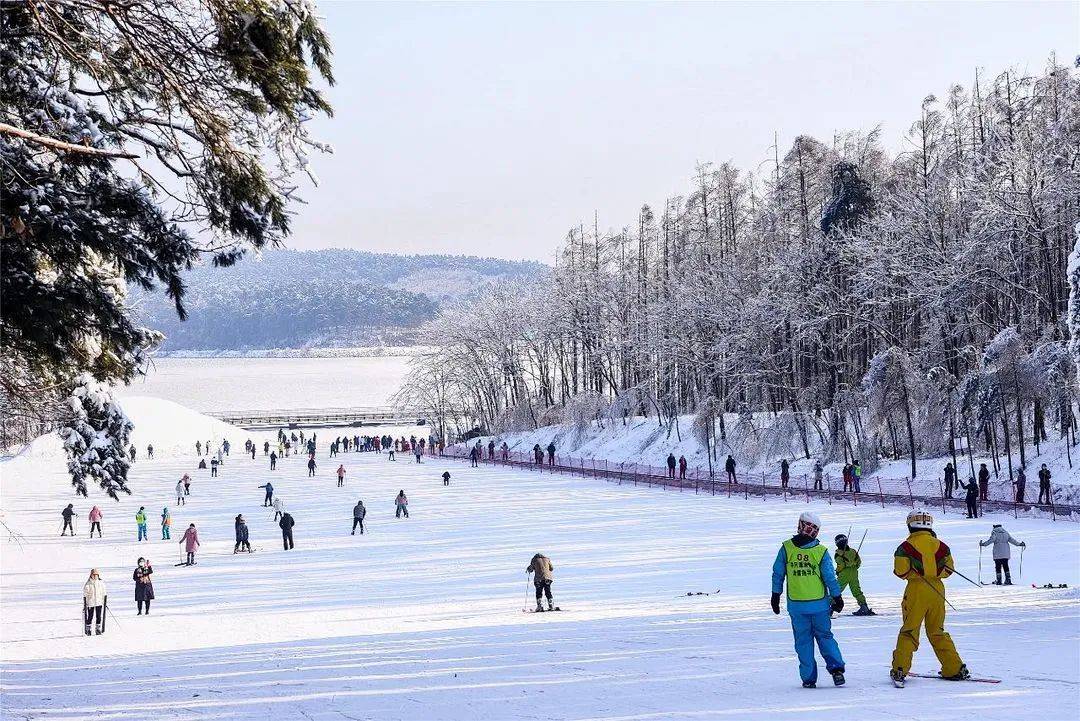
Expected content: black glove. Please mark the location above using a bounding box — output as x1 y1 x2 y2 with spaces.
831 596 844 614
770 592 781 615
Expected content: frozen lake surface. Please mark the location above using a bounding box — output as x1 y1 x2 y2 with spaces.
117 356 413 412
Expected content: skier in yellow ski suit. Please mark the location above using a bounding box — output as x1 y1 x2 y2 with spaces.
890 509 969 686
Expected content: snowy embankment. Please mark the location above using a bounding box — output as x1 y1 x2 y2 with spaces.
476 414 1080 506
1 398 1078 720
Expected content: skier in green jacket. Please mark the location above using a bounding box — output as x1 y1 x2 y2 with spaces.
834 533 875 616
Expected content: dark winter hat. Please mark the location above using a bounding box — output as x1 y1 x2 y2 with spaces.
835 534 848 544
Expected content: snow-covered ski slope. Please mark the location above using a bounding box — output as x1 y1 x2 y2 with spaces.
1 401 1078 720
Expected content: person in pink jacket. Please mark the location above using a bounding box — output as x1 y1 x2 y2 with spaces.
179 523 200 566
88 506 103 538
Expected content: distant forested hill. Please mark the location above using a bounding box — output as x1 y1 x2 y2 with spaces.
133 250 546 351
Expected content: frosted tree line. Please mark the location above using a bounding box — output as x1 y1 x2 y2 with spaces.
398 58 1080 480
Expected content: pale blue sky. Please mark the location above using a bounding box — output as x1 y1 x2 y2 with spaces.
292 1 1077 261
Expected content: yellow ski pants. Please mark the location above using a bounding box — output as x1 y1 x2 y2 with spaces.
891 580 963 677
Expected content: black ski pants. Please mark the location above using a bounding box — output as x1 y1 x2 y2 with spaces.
137 599 151 614
282 530 294 550
993 559 1011 578
352 518 364 534
85 604 103 628
535 580 553 603
966 497 979 518
1038 483 1051 504
62 518 74 534
90 521 102 537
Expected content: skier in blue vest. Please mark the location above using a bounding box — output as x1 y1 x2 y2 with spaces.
771 511 847 688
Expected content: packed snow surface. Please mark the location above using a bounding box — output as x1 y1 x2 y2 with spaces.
1 399 1078 720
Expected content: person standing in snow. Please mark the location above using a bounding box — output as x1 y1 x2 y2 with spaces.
533 444 542 464
395 490 409 518
833 534 874 616
61 504 76 536
771 512 846 688
1013 465 1027 503
179 523 200 565
160 507 171 539
526 553 555 612
83 569 107 636
943 462 956 499
547 442 556 466
272 497 284 522
842 464 853 492
129 445 136 462
781 459 790 489
979 524 1025 585
414 445 422 464
279 512 295 550
852 460 862 493
307 457 317 477
1037 464 1052 505
259 482 274 506
196 440 202 456
469 445 479 467
500 442 509 461
352 501 366 535
184 475 192 496
175 479 186 506
725 455 736 484
250 443 256 460
337 464 346 487
133 558 154 615
977 463 990 501
960 476 979 518
147 444 154 459
442 470 451 486
263 441 270 456
135 506 148 542
890 509 969 687
666 453 677 479
813 460 823 491
270 450 278 470
210 457 219 478
234 514 252 553
88 506 103 538
488 439 496 460
678 455 687 480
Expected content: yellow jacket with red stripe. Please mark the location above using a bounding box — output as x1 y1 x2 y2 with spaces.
894 530 953 590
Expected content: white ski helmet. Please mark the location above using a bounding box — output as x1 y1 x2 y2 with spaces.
907 508 934 530
797 511 822 538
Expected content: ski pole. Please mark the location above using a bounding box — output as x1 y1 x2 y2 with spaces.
105 600 122 630
1018 545 1024 582
525 571 532 612
978 545 983 585
855 529 868 554
943 564 983 589
916 573 959 612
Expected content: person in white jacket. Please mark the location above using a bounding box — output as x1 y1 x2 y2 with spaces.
83 569 107 636
979 524 1025 585
175 479 186 506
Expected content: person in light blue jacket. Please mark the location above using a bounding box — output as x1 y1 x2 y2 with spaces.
771 511 847 688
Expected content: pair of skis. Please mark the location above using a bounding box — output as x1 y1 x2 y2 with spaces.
903 671 1000 684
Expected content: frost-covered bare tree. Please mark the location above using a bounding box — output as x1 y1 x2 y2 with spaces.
406 58 1078 479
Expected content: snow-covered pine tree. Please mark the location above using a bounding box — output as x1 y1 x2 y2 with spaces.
1070 223 1080 384
0 0 334 464
58 375 133 500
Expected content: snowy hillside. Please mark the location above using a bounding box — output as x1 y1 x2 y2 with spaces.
132 249 547 352
472 414 1080 507
0 398 1078 720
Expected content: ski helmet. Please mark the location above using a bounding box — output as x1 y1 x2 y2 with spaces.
907 508 933 530
797 511 822 538
834 533 848 545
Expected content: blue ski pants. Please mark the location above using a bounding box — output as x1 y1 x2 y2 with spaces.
789 609 844 684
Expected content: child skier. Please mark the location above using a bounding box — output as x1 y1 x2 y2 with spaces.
442 471 451 486
161 508 171 539
337 464 346 487
395 490 409 518
234 514 252 553
88 506 103 538
890 509 969 687
979 524 1025 585
770 511 846 688
833 534 875 616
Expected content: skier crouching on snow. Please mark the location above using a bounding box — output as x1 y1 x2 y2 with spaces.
834 534 874 616
83 569 107 636
527 553 555 611
890 509 969 687
770 511 846 688
979 524 1025 585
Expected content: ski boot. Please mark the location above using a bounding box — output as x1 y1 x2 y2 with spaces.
941 664 970 681
890 669 905 688
548 600 555 612
992 575 1002 585
851 603 876 616
95 623 104 636
831 670 845 686
1004 575 1013 586
535 602 544 613
84 623 92 637
801 680 816 689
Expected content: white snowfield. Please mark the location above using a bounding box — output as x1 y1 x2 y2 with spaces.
1 400 1078 720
